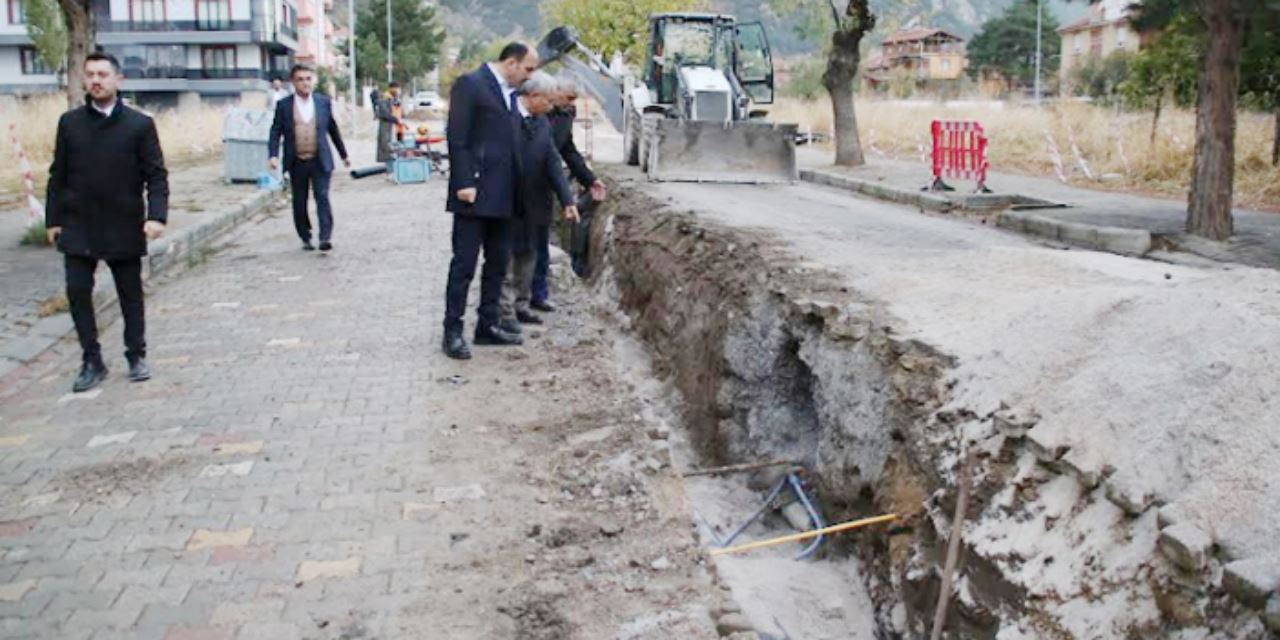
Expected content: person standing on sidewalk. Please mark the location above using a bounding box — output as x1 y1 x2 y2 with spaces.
268 64 350 252
441 42 539 360
498 72 579 333
45 52 169 393
375 82 405 164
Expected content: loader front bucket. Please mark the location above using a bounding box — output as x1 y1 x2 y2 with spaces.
645 120 798 184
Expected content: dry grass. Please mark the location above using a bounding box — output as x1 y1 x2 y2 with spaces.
0 94 226 199
771 97 1280 212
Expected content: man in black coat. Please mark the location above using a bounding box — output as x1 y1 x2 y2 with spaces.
45 52 169 392
542 79 606 299
441 42 539 360
268 64 350 251
498 72 579 332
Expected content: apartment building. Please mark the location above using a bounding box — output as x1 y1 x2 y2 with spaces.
1058 0 1143 86
0 0 305 107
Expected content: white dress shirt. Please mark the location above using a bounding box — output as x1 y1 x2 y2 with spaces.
295 93 315 123
91 99 117 117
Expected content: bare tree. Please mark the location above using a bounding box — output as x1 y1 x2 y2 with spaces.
822 0 876 167
56 0 92 107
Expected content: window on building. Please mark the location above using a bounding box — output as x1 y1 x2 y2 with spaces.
108 44 185 78
20 47 51 75
201 45 236 78
942 58 951 72
130 0 164 24
8 0 24 24
1116 28 1127 49
197 0 231 30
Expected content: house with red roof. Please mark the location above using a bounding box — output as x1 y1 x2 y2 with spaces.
864 27 968 91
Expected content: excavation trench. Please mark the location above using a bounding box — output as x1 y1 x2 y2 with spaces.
575 179 1002 638
573 174 1271 639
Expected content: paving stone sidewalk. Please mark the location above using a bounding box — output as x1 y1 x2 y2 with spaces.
0 161 258 376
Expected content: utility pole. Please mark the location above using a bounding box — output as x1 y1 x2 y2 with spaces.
1034 0 1043 106
385 0 392 84
347 0 355 105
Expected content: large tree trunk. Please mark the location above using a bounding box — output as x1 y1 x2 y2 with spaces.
1186 0 1246 241
1272 108 1279 167
1150 91 1163 145
59 0 92 108
823 0 875 167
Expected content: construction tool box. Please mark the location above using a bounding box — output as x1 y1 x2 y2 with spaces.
391 157 429 184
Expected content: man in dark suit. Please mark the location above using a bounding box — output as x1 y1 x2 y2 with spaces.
442 42 539 360
545 78 607 292
45 52 169 392
498 72 579 332
268 64 350 252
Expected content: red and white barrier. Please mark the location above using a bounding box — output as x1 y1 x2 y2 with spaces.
1043 131 1068 184
929 120 989 192
8 123 44 228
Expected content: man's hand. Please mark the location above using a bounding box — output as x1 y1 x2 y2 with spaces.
342 157 351 169
589 180 607 202
564 205 580 224
457 188 477 204
144 221 165 241
268 157 279 171
46 226 61 245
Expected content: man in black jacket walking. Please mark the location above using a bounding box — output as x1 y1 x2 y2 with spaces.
45 52 169 392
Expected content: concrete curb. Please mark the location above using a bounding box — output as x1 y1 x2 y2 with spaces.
997 210 1152 256
799 169 956 213
800 168 1152 257
0 189 278 378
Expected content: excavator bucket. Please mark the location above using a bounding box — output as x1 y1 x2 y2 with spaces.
645 119 798 184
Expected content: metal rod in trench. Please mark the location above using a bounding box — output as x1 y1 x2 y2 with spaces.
711 514 899 557
930 449 975 640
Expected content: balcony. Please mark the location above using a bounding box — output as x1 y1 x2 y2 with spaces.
98 20 253 32
195 68 263 80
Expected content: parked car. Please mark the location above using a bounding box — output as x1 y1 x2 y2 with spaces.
412 90 444 110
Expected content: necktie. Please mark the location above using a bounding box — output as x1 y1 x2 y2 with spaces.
508 91 519 113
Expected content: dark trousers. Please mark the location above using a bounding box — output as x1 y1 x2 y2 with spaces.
288 159 333 242
65 255 145 363
532 224 550 305
444 215 512 333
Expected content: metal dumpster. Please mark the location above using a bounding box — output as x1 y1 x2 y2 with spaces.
222 108 278 183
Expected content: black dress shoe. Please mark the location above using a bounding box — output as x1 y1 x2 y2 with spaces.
72 359 108 393
474 325 523 346
128 357 151 383
498 318 523 335
302 241 316 251
319 241 333 252
530 300 556 313
443 332 472 360
516 310 543 325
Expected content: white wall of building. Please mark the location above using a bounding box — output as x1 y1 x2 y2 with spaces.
109 0 128 21
236 44 260 68
0 46 58 86
231 0 251 21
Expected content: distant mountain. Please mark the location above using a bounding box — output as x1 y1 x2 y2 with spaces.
433 0 1087 55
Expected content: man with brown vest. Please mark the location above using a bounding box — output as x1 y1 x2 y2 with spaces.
268 64 349 251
